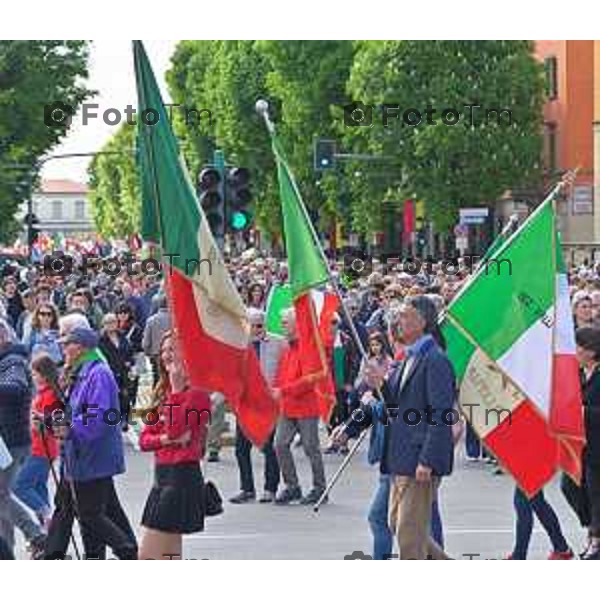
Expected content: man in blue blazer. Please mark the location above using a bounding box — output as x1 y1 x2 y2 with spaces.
355 295 456 559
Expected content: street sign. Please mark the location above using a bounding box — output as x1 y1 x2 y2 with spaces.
572 185 593 215
460 207 489 219
460 215 487 225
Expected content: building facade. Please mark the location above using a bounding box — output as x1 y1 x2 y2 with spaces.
535 41 597 246
21 179 94 235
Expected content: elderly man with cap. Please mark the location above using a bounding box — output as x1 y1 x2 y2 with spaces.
230 308 283 504
356 295 456 559
44 325 137 560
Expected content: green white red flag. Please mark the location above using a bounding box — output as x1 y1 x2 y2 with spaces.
442 197 585 496
269 131 336 422
266 283 340 347
133 40 278 447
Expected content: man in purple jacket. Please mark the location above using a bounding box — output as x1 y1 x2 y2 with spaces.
44 326 137 560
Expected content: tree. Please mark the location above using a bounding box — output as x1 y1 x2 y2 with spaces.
167 41 355 241
257 41 354 233
168 41 282 237
87 123 139 238
0 41 90 243
343 41 545 232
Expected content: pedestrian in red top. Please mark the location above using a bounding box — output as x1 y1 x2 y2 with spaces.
273 309 327 506
138 330 211 560
12 353 60 530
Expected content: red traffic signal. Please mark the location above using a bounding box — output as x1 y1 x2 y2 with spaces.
197 166 224 236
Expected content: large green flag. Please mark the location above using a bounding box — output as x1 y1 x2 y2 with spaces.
271 134 328 299
133 40 278 447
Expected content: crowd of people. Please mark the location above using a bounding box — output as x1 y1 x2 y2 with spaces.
0 245 599 559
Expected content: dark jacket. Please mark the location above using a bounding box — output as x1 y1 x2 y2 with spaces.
347 337 456 477
99 333 132 397
582 366 600 464
6 295 24 330
122 322 143 357
0 343 33 449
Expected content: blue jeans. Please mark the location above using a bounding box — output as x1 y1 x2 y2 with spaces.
12 455 51 517
512 486 569 559
368 474 444 559
465 423 481 459
0 445 45 551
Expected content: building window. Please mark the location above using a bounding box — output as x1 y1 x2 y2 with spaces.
544 122 558 173
51 200 62 220
544 56 558 100
75 200 86 220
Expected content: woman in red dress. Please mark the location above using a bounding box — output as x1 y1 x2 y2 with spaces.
138 331 211 560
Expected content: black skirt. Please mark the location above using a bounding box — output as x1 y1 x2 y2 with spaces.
141 462 205 534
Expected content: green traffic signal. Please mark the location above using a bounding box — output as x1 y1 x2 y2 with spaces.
227 166 253 232
230 210 250 231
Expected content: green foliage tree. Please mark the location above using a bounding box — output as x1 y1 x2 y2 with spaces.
343 40 545 232
0 40 90 243
92 40 545 243
87 123 139 238
166 41 354 241
256 41 354 234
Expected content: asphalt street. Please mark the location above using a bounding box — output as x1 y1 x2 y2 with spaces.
16 431 585 560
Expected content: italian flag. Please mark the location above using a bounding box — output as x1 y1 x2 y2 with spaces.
133 41 278 447
266 284 340 347
442 196 585 497
270 132 336 422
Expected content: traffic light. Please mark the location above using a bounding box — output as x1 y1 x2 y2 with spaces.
227 167 252 232
314 139 336 171
198 166 224 238
24 212 39 246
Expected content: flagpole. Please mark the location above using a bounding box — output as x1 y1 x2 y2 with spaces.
257 100 384 508
256 100 371 362
439 171 577 323
133 41 182 374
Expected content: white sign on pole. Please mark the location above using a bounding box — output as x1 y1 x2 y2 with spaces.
456 236 469 251
459 207 489 220
572 186 593 215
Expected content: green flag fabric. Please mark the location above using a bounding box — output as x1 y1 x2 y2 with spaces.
271 134 328 299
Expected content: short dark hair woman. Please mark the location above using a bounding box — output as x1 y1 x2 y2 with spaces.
138 331 211 560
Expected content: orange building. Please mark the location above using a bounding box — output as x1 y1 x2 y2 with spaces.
534 41 598 247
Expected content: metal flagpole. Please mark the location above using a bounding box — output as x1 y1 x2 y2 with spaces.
40 424 82 560
313 428 369 513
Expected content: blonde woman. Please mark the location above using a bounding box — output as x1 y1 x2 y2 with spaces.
138 331 211 560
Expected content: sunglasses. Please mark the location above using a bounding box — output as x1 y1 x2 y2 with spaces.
39 311 53 317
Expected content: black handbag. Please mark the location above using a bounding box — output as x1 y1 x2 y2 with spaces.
204 480 224 517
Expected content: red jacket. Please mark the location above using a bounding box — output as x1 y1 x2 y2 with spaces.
31 384 59 459
139 388 211 465
274 340 321 419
